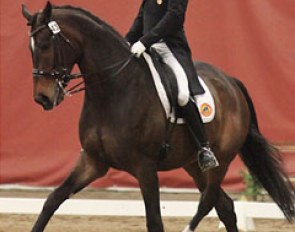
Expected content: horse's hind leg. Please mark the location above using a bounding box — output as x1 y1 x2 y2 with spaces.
183 162 226 232
31 149 109 232
215 189 238 232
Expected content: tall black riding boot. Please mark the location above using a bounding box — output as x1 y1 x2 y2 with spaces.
182 100 219 172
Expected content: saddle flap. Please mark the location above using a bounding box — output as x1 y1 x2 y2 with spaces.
143 52 215 124
150 48 179 116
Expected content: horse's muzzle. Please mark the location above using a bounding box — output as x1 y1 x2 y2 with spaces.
34 94 54 110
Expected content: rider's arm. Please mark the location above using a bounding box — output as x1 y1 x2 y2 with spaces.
140 0 188 48
125 1 145 44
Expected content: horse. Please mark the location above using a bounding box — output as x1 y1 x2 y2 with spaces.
22 2 295 232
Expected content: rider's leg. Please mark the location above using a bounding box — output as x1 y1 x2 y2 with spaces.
182 99 219 171
152 42 219 172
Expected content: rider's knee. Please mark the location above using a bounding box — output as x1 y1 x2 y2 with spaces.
178 91 189 106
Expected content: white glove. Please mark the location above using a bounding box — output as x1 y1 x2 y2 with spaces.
131 41 146 58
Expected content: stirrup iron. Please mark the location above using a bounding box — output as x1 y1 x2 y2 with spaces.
198 147 219 172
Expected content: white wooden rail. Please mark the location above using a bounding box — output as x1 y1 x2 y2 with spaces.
0 197 289 231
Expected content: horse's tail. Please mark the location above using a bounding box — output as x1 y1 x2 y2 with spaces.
233 77 295 221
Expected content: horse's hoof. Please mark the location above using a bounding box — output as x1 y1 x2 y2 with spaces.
182 225 194 232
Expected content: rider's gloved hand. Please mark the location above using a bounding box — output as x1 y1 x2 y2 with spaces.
131 41 146 58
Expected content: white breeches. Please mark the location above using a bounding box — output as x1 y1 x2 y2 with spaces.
151 42 190 106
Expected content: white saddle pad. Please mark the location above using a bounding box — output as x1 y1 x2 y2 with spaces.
143 53 215 124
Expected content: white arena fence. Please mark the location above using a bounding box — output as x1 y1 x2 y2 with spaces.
0 186 292 232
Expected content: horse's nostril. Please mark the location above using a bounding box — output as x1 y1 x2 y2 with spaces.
34 94 53 110
35 94 48 104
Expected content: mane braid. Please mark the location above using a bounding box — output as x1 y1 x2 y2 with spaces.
52 5 127 47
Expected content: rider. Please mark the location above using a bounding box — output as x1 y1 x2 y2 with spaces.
125 0 219 172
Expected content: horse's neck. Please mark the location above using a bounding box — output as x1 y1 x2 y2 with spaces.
76 33 151 109
78 30 129 74
57 9 159 119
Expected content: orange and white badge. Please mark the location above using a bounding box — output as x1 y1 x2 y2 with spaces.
200 103 213 118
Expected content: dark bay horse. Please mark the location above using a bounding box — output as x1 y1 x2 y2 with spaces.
22 2 295 232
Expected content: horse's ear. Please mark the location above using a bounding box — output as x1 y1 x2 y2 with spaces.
22 4 33 24
41 1 52 22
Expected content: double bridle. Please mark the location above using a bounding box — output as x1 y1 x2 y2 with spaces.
29 21 134 96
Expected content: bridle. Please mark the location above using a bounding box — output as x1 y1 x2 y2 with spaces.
29 21 134 96
30 21 83 96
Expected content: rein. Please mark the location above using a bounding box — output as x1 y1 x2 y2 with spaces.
30 21 134 96
62 54 134 95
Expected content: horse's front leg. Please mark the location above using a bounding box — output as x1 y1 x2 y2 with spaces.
136 160 164 232
31 149 109 232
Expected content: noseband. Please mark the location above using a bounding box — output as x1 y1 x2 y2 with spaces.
29 21 134 96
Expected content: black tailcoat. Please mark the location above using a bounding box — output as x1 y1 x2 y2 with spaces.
125 0 204 95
